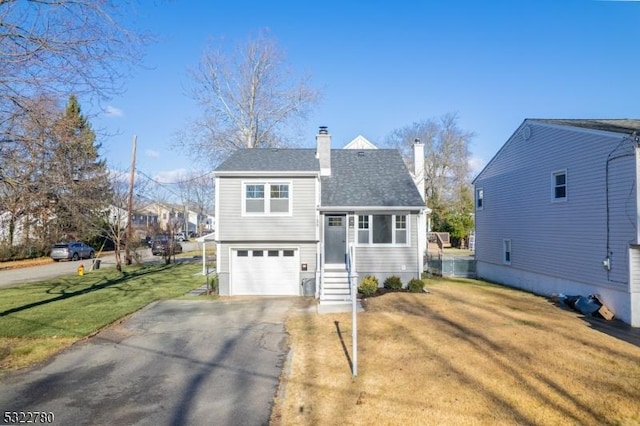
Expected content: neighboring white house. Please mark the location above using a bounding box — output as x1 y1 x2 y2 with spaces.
213 127 429 304
0 211 27 246
473 118 640 327
343 135 378 150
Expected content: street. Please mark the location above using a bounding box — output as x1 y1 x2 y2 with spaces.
0 242 200 288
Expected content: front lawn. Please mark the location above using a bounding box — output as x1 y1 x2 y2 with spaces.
274 277 640 425
0 263 202 371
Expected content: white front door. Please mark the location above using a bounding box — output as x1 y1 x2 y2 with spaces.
230 248 300 295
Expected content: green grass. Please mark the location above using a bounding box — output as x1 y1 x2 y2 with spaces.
0 262 203 370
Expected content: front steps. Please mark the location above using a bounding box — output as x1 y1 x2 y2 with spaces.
320 269 351 304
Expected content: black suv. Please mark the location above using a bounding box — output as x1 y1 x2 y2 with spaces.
151 237 182 256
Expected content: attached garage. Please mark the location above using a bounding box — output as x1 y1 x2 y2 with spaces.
230 248 300 295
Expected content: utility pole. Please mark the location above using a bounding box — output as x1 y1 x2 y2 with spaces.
125 135 137 265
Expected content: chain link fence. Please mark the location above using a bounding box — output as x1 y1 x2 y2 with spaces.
426 253 476 278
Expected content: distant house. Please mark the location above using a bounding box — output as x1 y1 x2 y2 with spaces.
473 119 640 327
213 127 429 303
343 135 378 150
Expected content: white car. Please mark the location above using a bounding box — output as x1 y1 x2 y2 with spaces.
174 232 187 242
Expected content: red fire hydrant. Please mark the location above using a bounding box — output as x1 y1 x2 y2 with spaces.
78 263 84 276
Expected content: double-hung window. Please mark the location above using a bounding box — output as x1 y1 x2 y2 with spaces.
358 215 370 244
395 215 407 244
245 184 265 213
270 184 289 213
552 170 567 201
244 182 291 215
357 214 409 245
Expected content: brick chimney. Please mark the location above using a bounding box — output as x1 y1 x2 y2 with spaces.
316 126 331 176
413 138 425 201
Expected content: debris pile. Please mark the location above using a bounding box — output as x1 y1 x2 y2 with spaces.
552 293 615 320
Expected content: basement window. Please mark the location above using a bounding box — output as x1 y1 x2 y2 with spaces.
503 239 512 265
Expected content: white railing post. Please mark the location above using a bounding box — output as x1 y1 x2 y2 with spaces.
349 243 358 377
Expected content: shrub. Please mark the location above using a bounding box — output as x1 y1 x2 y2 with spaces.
208 274 219 295
358 275 379 297
383 275 403 290
407 278 425 293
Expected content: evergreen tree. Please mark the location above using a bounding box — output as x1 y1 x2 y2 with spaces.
50 95 111 240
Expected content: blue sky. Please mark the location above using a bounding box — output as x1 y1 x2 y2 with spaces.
91 0 640 182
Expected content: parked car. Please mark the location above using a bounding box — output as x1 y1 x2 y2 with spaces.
174 232 187 242
151 238 183 256
50 242 95 262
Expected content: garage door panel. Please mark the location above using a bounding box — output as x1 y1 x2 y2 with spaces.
231 249 299 295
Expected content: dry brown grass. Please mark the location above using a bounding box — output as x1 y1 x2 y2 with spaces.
0 337 77 371
273 278 640 426
0 257 53 270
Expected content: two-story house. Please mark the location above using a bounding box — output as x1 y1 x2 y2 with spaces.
474 119 640 327
213 127 428 303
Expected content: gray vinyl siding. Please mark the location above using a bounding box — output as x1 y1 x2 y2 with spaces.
351 214 420 281
474 122 637 290
217 176 317 241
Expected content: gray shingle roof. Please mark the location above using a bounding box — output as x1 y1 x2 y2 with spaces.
215 148 425 208
215 148 319 172
533 119 640 135
321 150 425 208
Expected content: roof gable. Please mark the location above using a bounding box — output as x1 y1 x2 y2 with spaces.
343 135 378 150
473 118 640 184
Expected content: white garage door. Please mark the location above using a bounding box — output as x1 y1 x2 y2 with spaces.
231 248 300 295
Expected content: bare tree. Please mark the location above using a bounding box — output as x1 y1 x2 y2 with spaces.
0 0 149 189
104 169 151 271
386 113 474 206
386 113 475 236
105 170 129 272
178 30 320 165
0 0 147 116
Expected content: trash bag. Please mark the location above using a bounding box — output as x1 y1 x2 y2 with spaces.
559 294 580 309
574 295 601 315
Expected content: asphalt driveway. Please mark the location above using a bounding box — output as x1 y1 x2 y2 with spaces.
0 297 310 426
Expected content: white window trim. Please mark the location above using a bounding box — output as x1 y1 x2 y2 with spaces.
476 187 484 211
242 180 293 216
356 214 410 247
551 169 567 203
503 239 512 265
